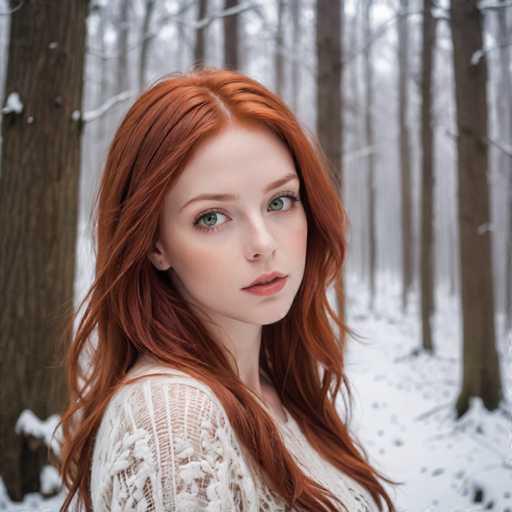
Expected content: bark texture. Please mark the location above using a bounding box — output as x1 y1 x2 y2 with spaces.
450 0 503 416
398 0 413 313
223 0 239 70
0 0 88 500
420 0 436 352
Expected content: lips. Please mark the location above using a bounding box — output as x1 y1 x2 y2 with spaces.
243 271 286 289
249 276 281 287
242 275 288 295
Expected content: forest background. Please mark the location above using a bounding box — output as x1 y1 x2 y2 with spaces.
0 0 511 510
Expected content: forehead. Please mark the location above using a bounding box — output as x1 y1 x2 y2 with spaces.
168 122 297 204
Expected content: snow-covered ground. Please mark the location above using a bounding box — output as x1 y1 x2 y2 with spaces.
342 272 512 512
1 244 511 510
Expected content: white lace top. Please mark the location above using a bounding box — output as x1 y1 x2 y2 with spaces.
90 357 377 511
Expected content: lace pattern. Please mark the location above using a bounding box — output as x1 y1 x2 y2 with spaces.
90 364 378 511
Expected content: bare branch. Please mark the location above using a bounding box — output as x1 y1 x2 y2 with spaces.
193 0 258 30
343 8 424 66
82 90 136 123
0 0 24 15
471 41 512 65
87 0 260 60
484 135 512 159
479 0 512 10
415 403 452 422
441 126 512 160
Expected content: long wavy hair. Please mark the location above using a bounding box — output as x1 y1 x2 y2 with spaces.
55 67 400 511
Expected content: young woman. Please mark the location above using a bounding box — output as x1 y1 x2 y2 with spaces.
56 68 399 511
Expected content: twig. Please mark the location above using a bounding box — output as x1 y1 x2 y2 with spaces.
415 402 452 421
471 41 512 65
442 127 512 160
479 0 512 10
87 0 259 59
344 9 424 66
0 0 24 15
82 90 136 123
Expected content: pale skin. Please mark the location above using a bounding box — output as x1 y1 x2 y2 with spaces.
147 120 308 423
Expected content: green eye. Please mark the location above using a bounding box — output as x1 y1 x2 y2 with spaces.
193 192 300 234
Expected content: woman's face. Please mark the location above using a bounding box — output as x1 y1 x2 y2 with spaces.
149 121 308 328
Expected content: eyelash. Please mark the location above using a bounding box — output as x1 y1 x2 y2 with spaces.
193 190 301 233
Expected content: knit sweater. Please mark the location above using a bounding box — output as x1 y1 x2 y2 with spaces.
89 356 377 511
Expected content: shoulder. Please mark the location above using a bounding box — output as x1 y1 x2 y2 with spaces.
100 362 235 458
116 365 227 424
91 364 251 511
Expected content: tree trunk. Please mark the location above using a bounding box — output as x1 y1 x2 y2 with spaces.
316 0 344 319
290 0 301 113
274 0 285 97
449 220 456 296
398 0 413 313
176 0 188 71
362 0 376 311
139 0 157 91
0 0 88 501
495 1 512 333
348 3 365 282
194 0 208 69
116 0 130 94
420 0 436 352
450 0 503 416
223 0 240 70
316 0 343 196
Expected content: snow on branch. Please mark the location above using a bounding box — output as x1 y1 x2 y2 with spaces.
82 89 136 123
479 0 512 10
192 0 258 30
0 0 24 16
471 41 512 65
87 0 259 59
344 9 424 66
15 409 62 456
2 91 23 115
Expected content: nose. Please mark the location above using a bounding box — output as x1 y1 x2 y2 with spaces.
243 215 278 261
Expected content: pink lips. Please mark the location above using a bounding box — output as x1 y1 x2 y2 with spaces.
242 276 288 296
243 271 286 289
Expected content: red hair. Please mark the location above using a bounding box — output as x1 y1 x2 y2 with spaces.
55 67 400 511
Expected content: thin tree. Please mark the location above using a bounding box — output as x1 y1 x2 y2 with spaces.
398 0 413 313
139 0 157 91
289 0 301 113
194 0 208 69
274 0 285 96
0 0 88 500
224 0 240 70
177 0 189 71
450 0 503 416
362 0 377 311
419 0 436 353
116 0 130 94
347 2 366 282
494 1 512 333
316 0 343 196
316 0 345 319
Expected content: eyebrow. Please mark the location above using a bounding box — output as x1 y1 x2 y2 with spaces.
179 173 299 212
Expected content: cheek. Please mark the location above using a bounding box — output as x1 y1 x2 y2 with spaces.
166 229 230 281
289 215 308 254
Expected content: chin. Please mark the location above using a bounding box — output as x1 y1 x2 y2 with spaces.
253 303 293 325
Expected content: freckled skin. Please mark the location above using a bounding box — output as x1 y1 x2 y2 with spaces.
147 120 308 399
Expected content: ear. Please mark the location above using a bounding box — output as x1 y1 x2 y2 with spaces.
147 239 172 271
